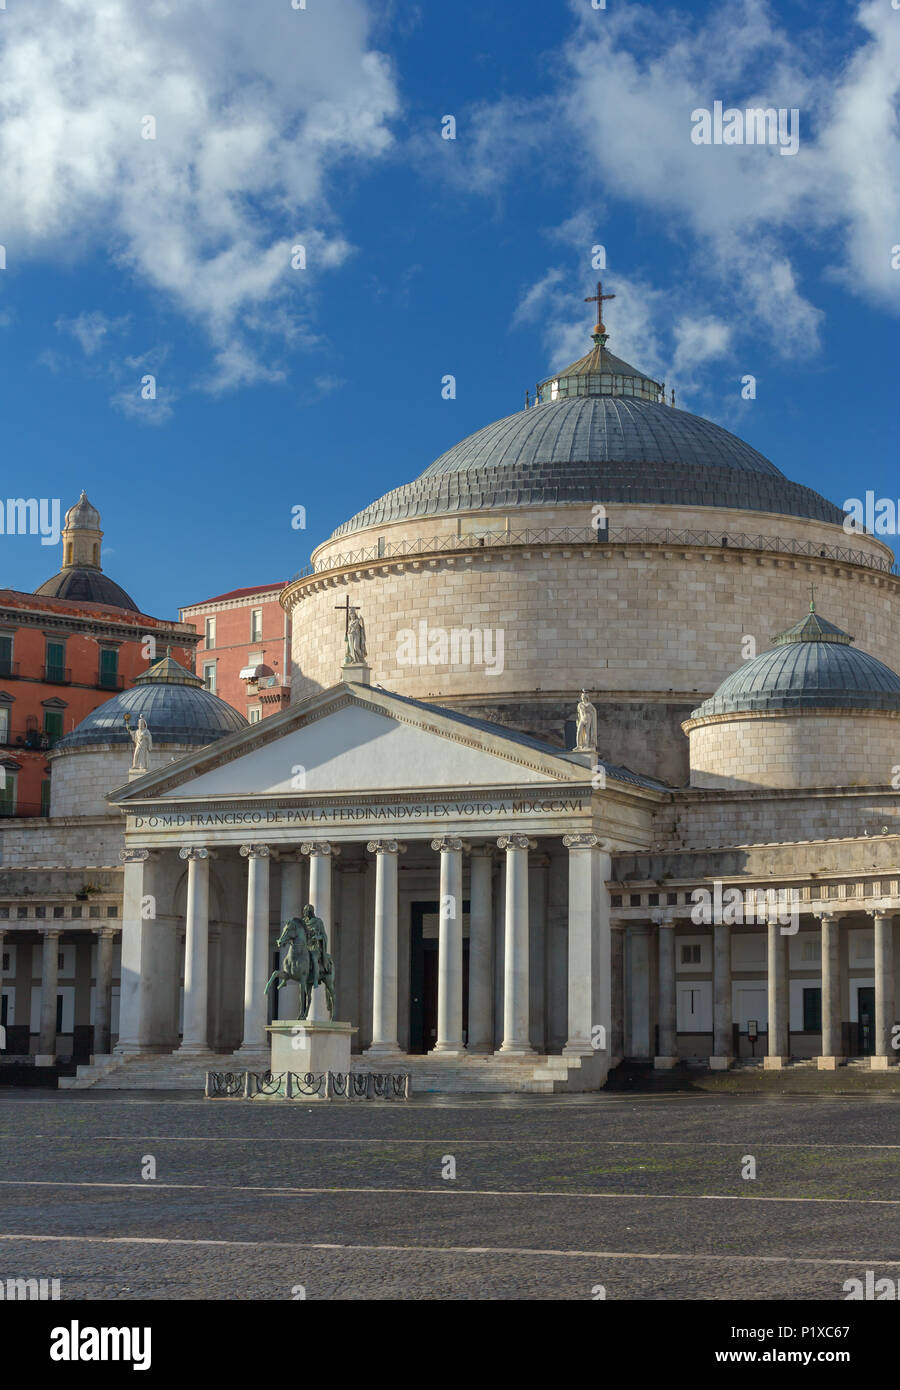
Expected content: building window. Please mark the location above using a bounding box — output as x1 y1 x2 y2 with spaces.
203 662 217 694
43 709 64 743
99 648 119 689
45 641 66 683
0 707 9 745
680 944 701 965
0 635 12 678
0 772 16 817
250 608 262 643
205 617 216 648
802 987 822 1032
248 707 262 724
801 941 821 962
40 780 51 816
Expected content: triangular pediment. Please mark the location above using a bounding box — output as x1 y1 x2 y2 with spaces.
109 683 590 805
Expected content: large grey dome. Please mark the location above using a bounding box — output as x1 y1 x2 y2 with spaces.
692 609 900 717
54 653 247 750
332 395 844 538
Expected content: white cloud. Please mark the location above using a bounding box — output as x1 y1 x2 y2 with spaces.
0 0 399 388
56 311 131 357
480 0 900 362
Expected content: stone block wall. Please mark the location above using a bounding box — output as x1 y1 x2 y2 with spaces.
687 711 900 791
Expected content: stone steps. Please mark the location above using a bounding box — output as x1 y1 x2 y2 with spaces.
65 1048 606 1094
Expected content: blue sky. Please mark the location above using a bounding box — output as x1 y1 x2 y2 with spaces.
1 0 898 616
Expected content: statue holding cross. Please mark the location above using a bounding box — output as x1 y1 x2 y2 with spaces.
335 595 367 666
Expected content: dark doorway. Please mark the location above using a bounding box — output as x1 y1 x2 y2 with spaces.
409 901 469 1054
857 986 876 1056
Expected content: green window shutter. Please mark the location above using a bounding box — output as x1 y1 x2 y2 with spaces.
43 710 64 740
0 636 12 675
99 649 118 687
40 780 51 816
802 987 822 1032
46 642 65 680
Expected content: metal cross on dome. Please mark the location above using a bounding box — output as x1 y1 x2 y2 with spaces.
585 280 616 335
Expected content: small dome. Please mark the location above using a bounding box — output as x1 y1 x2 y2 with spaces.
34 568 139 610
54 653 247 751
691 608 900 717
65 490 101 530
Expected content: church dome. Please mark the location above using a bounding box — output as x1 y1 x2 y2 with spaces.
35 490 140 611
34 568 139 610
690 608 900 717
54 653 247 751
330 331 843 538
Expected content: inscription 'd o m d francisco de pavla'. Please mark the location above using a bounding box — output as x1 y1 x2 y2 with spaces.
128 797 589 830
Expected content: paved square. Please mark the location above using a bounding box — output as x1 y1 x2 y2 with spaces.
0 1091 898 1300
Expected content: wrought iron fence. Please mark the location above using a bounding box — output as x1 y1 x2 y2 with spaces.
287 524 897 583
205 1069 411 1100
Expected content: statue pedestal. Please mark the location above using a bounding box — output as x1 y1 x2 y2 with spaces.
340 662 370 685
267 1020 356 1080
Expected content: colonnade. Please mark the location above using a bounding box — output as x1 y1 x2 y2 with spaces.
648 907 897 1070
116 832 612 1064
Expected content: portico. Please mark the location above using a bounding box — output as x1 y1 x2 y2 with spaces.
105 681 637 1088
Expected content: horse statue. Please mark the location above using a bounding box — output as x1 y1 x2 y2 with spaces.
265 904 335 1021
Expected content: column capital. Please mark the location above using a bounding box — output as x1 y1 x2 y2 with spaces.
39 927 63 940
652 910 676 928
95 925 118 940
179 846 210 861
120 848 150 863
300 841 341 858
240 843 271 859
496 834 536 851
814 909 843 924
866 904 898 920
563 832 599 850
431 836 468 853
366 839 405 855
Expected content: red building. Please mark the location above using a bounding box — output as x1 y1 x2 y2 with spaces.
179 583 291 722
0 492 198 816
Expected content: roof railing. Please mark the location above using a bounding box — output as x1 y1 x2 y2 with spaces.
287 525 898 583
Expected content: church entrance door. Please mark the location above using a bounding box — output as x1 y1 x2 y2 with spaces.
409 901 469 1053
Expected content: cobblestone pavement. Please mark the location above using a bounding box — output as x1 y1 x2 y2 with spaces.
0 1091 897 1300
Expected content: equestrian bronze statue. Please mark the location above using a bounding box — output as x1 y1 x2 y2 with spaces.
265 903 335 1020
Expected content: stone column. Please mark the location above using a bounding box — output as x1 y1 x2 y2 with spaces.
431 837 466 1055
116 849 174 1056
277 855 305 1020
301 842 340 1023
627 924 654 1058
178 847 210 1054
654 913 677 1069
496 834 535 1055
871 909 896 1069
236 844 271 1057
610 920 625 1063
366 840 403 1056
817 911 844 1069
467 846 494 1054
764 918 789 1068
710 921 733 1069
35 928 63 1065
562 834 611 1067
93 926 117 1058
